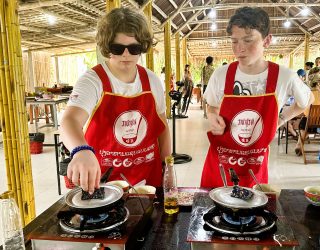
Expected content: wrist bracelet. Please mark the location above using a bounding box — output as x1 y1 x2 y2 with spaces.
70 145 95 159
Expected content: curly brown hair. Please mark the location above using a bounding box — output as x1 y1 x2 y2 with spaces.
96 7 153 58
226 7 270 38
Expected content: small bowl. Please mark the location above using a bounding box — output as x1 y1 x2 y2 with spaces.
304 186 320 206
253 184 281 198
129 185 156 194
106 180 129 192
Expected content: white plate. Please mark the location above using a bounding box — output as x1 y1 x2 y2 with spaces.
65 184 123 209
209 187 268 209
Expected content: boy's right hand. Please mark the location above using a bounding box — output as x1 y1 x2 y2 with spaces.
67 150 101 194
208 112 226 135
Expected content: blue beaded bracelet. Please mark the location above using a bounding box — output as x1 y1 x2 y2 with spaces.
70 145 95 159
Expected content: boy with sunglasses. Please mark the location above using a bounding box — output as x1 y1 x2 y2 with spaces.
60 8 171 194
201 7 314 188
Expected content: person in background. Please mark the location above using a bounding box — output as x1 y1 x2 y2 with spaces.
279 69 307 141
183 64 192 82
60 7 171 193
160 66 166 91
297 69 306 83
201 56 215 119
181 64 193 113
201 7 314 188
315 57 320 67
308 61 320 89
294 72 320 156
308 57 320 88
305 61 314 86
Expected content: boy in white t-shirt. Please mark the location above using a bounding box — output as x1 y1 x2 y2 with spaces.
201 7 314 188
60 8 171 193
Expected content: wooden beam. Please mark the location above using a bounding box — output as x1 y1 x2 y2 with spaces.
173 0 211 37
181 3 320 12
159 0 192 28
38 8 87 26
18 0 74 11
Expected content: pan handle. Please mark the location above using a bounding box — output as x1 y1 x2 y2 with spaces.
218 164 228 187
229 168 239 186
100 167 114 183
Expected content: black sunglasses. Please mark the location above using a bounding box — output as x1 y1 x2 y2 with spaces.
109 43 143 55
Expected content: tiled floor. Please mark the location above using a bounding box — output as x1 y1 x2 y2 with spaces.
0 100 319 216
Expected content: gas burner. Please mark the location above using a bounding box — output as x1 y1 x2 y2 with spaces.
221 213 255 226
203 206 277 236
59 206 129 233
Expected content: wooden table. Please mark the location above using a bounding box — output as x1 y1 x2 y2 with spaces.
26 97 69 132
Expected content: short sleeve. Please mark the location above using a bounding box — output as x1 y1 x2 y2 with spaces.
67 69 102 115
146 69 166 114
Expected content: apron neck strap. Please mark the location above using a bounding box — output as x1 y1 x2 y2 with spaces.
92 64 151 92
92 64 112 92
224 61 279 95
137 64 151 91
265 61 279 93
224 61 239 95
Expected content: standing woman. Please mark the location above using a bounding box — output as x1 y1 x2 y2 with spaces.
201 7 313 188
60 8 171 194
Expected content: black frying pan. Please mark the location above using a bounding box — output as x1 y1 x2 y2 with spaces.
62 167 124 214
209 166 268 217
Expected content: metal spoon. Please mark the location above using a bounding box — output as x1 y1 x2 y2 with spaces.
219 164 228 187
120 173 146 213
248 169 263 191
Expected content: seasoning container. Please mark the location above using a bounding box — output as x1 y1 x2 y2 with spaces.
163 155 179 215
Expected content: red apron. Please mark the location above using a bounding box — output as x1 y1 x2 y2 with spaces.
84 64 165 187
201 61 279 188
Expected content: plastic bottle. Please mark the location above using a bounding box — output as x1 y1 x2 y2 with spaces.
163 155 179 215
0 191 25 250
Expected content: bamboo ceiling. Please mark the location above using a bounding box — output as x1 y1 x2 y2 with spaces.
18 0 320 58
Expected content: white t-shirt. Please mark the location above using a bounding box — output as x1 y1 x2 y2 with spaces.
67 62 166 115
160 72 166 91
204 63 311 111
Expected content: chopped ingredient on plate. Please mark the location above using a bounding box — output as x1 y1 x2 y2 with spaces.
177 192 195 205
81 187 105 200
231 186 254 201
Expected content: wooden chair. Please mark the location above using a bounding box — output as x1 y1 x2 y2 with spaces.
299 104 320 164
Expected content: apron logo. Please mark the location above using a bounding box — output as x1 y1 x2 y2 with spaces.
230 110 263 147
114 110 147 148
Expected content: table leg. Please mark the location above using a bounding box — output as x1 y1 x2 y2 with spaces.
52 104 58 130
286 121 289 154
54 134 61 195
33 104 39 133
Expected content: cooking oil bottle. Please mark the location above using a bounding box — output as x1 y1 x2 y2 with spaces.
163 155 179 215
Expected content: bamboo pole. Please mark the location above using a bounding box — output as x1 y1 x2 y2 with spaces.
106 0 121 13
0 0 35 225
144 1 154 71
304 33 309 65
289 53 293 69
11 0 35 221
164 21 172 119
181 38 187 69
175 34 181 82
